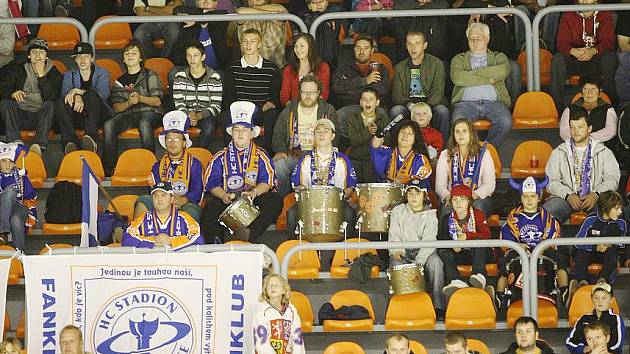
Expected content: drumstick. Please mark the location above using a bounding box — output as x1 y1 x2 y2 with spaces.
375 114 404 138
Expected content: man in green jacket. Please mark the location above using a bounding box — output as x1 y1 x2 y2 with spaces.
450 22 512 147
391 30 450 143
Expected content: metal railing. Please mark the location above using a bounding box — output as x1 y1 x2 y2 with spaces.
309 8 534 91
532 3 630 90
281 239 532 316
0 17 88 42
529 236 630 319
89 14 308 49
45 243 280 271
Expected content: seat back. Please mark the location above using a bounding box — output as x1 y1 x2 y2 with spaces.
107 195 139 221
38 243 74 255
568 285 620 326
518 48 553 86
511 140 553 178
329 290 375 321
289 291 314 333
95 59 123 87
484 142 501 178
16 151 47 188
410 341 428 354
55 150 105 184
52 59 68 74
324 342 366 354
276 240 320 279
385 292 436 330
111 148 157 186
331 238 378 268
38 23 80 49
512 92 558 128
467 339 491 354
144 57 174 91
445 288 496 329
276 192 297 231
94 16 133 49
187 147 213 171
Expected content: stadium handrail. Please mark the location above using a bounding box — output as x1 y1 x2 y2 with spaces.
308 8 534 92
0 17 88 42
529 236 630 319
281 239 532 316
89 14 309 50
44 243 280 272
532 3 630 90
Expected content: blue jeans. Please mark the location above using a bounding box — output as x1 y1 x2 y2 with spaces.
103 110 163 170
390 251 445 310
451 100 512 147
542 196 577 224
133 22 180 58
0 187 29 250
195 115 216 150
389 104 451 143
274 154 300 197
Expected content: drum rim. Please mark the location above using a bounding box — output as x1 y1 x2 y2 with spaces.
391 263 421 269
356 183 403 188
296 185 343 191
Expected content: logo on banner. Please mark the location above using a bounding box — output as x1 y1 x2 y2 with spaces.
93 288 194 354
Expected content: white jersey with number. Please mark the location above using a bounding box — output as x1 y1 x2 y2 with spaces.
252 301 305 354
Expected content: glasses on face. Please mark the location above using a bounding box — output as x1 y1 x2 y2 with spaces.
468 36 485 42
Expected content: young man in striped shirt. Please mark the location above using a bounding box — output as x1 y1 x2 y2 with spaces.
222 28 281 152
172 40 223 149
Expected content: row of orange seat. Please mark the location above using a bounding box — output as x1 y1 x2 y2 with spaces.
323 338 490 354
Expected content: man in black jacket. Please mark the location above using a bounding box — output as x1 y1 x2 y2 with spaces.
501 317 556 354
0 38 62 155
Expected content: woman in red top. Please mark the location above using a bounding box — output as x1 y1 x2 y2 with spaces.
280 33 330 106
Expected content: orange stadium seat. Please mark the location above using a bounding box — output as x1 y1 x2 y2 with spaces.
330 238 379 278
276 192 296 232
473 119 492 131
512 92 558 129
410 341 428 354
52 59 67 74
323 290 374 332
569 211 588 225
511 141 553 179
224 240 250 245
0 245 24 285
111 148 157 186
289 291 314 333
568 285 620 326
42 223 81 235
38 23 80 50
467 339 491 354
188 147 213 171
324 342 366 354
276 240 320 279
55 150 105 184
518 48 553 86
484 142 501 178
457 264 498 277
144 57 174 91
107 195 139 222
20 129 55 142
16 151 47 188
94 16 133 49
385 292 436 330
507 299 558 328
95 59 123 87
445 288 496 329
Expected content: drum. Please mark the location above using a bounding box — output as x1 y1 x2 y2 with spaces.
218 196 260 237
387 263 425 295
356 183 403 233
296 185 344 242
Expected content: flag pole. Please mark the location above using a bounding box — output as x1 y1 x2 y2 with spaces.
80 156 124 219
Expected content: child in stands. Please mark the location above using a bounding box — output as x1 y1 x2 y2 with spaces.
573 190 627 286
0 142 37 250
409 102 443 163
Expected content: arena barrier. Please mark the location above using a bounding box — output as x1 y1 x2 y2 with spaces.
280 239 532 316
0 16 88 41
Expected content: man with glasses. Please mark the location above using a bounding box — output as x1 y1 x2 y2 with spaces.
272 75 339 196
450 22 512 147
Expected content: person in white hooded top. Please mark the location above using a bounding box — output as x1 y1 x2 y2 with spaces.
252 273 305 354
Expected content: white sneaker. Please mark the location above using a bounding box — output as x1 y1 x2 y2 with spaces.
443 279 469 300
470 273 487 289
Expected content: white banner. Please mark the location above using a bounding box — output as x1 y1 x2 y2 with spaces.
24 251 262 354
0 258 10 339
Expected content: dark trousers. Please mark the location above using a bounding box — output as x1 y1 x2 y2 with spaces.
56 91 110 147
102 110 162 170
200 191 283 244
221 107 279 153
438 247 490 284
1 99 54 147
574 247 619 284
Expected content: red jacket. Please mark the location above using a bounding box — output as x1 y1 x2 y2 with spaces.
556 11 615 57
421 126 444 152
279 62 330 106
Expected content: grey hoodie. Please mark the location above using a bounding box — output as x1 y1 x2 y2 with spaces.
546 139 620 200
388 204 438 265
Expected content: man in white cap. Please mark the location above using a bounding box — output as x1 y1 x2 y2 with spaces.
288 118 357 236
123 181 203 250
0 142 37 249
133 110 205 221
0 37 62 156
202 101 282 243
57 42 113 154
496 176 570 310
